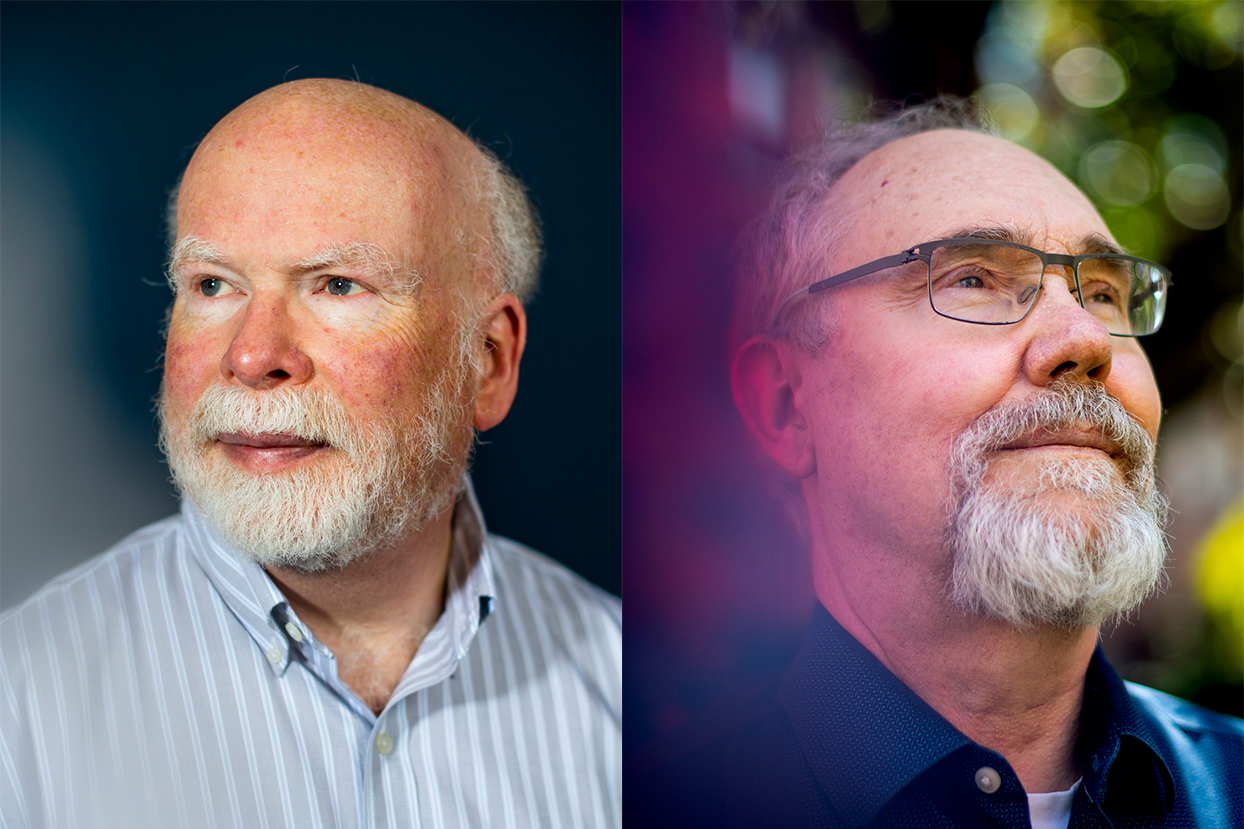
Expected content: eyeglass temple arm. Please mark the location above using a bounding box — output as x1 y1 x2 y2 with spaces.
770 250 921 330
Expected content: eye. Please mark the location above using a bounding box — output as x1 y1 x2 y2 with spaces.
1083 284 1123 307
324 277 365 296
955 275 987 289
197 277 236 297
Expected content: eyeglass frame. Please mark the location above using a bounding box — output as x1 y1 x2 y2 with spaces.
770 237 1171 337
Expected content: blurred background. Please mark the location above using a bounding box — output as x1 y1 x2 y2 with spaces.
624 0 1242 752
1 2 622 609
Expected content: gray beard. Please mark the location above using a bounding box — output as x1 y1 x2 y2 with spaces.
945 379 1169 629
158 372 475 573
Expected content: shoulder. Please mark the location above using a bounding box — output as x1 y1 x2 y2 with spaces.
627 680 833 828
1 514 187 680
485 533 621 629
1124 682 1243 821
2 514 185 624
1125 681 1244 742
480 535 620 703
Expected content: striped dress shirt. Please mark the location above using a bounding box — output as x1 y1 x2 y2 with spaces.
0 479 621 829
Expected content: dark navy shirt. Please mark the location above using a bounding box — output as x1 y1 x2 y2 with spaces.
628 604 1243 828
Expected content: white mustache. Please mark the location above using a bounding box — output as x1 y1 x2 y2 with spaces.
187 385 361 455
958 379 1154 483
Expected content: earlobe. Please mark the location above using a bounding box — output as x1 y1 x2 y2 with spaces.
730 336 816 478
473 294 526 432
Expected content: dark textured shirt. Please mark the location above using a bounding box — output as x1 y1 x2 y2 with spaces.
628 603 1243 828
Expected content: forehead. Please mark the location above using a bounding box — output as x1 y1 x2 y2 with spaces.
176 98 477 272
826 130 1113 266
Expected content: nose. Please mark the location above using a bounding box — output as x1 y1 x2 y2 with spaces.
220 292 313 389
1019 269 1113 385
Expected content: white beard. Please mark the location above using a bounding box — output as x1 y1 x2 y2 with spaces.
945 379 1169 629
159 342 477 572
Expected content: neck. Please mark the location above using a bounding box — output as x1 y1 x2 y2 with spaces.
813 549 1096 794
267 506 456 715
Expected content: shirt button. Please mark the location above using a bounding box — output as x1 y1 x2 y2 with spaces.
375 732 394 755
284 622 304 642
266 646 282 664
975 766 1001 794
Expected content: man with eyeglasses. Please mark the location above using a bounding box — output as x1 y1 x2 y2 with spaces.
629 101 1241 828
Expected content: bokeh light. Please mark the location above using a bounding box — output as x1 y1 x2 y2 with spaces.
1053 46 1128 107
1080 140 1156 206
976 32 1041 88
975 83 1040 141
1165 164 1231 230
1160 114 1229 172
1101 206 1163 260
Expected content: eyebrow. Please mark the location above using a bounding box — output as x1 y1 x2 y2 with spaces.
166 236 422 293
166 235 229 291
938 224 1129 256
290 243 423 293
289 243 397 276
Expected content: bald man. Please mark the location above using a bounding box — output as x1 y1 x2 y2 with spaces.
1 80 620 829
630 101 1241 828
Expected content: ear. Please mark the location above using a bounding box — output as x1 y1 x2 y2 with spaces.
730 336 816 478
473 294 527 432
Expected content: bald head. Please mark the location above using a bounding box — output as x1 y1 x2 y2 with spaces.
170 79 541 303
159 80 537 567
733 99 988 350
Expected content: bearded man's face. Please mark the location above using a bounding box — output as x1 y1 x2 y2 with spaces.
160 92 493 569
944 379 1168 628
159 324 478 570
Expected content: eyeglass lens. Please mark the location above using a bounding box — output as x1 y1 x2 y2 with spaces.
927 243 1166 336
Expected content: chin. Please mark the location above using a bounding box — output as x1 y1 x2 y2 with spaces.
945 477 1169 630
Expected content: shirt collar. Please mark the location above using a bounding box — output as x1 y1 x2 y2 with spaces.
1077 643 1175 814
186 475 496 682
779 604 972 825
779 603 1174 826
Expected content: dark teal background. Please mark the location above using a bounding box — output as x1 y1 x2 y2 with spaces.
1 1 622 607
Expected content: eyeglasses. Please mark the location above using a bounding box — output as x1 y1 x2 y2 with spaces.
771 238 1171 337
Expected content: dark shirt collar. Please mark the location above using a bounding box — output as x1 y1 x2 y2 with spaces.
779 603 1174 827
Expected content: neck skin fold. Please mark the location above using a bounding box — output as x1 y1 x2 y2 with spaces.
809 517 1095 794
266 506 456 715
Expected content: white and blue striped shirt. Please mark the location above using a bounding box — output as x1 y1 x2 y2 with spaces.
0 480 621 829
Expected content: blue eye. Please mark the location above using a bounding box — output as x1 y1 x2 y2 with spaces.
326 277 359 296
199 278 224 296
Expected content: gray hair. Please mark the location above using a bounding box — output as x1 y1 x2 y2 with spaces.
734 97 993 542
470 141 543 304
164 141 543 305
732 97 992 353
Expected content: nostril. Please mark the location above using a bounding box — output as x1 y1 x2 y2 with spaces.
269 369 291 379
1051 361 1077 377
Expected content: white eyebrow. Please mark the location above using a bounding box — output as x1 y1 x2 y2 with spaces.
165 236 423 294
290 242 422 292
166 234 229 292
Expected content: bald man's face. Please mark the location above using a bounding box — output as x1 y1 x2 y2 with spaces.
788 130 1166 626
159 93 484 568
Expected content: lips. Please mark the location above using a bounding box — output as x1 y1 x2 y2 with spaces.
997 425 1120 457
214 432 329 472
216 432 326 449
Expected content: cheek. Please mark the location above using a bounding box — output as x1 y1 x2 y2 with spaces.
865 336 1015 452
1108 351 1162 440
163 328 225 414
313 331 428 413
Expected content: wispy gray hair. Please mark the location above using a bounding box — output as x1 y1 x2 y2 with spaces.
735 97 993 542
732 97 993 353
472 141 543 304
